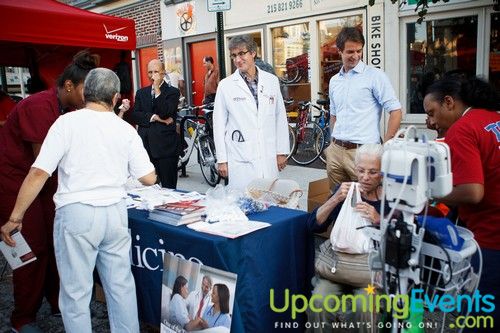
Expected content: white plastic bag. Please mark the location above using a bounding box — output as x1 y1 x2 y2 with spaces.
204 184 248 223
330 182 373 254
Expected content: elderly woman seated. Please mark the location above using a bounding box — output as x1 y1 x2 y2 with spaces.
306 143 388 332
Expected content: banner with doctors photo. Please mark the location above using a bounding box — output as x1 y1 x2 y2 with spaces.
161 253 237 333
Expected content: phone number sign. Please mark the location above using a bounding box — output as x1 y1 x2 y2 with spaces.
207 0 231 12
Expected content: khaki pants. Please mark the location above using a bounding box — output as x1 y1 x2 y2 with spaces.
306 277 378 333
324 142 357 190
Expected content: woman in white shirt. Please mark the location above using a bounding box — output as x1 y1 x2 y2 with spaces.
168 275 200 331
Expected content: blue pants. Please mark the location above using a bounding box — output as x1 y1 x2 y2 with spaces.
464 247 499 332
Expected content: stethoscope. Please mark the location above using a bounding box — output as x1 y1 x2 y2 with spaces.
206 305 223 326
231 130 245 142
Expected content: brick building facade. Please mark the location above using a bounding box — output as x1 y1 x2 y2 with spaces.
103 0 163 61
64 0 167 87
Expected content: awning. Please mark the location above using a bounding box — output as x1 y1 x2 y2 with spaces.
0 0 136 52
0 0 136 89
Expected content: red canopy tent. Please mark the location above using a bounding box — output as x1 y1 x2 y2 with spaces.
0 0 136 90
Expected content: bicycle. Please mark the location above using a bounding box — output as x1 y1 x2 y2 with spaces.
284 99 297 160
287 100 325 165
279 54 309 85
312 96 331 164
177 103 221 187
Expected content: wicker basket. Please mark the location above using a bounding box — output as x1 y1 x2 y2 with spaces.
246 178 303 209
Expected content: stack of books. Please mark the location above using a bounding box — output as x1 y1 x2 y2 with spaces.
148 200 205 226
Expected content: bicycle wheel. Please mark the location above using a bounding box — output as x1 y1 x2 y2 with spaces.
317 128 330 164
178 119 196 170
287 124 296 160
291 122 325 165
279 59 300 84
198 135 220 187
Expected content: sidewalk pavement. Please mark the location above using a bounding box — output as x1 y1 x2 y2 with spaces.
0 161 326 332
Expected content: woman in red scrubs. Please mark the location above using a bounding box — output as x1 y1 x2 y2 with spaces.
0 50 99 333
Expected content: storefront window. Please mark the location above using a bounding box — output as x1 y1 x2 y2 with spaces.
4 67 30 96
406 16 477 113
489 12 500 93
318 15 363 95
163 39 184 86
272 23 310 101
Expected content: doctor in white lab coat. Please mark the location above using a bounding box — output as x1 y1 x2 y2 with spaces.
213 35 290 192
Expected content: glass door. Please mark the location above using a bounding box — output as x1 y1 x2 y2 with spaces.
489 12 500 93
318 15 363 95
271 22 310 101
401 9 484 122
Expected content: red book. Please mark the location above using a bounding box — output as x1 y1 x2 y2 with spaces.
149 200 206 226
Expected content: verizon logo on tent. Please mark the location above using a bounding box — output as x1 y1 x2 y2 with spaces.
103 24 129 42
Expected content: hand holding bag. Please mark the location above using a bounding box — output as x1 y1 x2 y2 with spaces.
329 182 373 254
315 183 377 287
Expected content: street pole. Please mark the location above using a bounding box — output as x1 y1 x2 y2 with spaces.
216 11 225 79
0 67 7 93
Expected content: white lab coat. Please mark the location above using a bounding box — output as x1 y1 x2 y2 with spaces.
186 289 211 319
213 67 290 192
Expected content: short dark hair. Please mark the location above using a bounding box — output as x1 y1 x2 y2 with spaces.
336 27 365 51
214 284 230 314
425 76 500 112
204 56 214 64
228 34 257 54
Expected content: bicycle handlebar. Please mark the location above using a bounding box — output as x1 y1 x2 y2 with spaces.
180 102 214 113
298 101 311 108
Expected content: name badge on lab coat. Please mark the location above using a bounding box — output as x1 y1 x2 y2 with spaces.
262 93 275 105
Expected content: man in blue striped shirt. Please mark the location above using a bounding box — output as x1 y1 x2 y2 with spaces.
325 27 402 190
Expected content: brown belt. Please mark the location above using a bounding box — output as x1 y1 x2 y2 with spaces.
332 138 359 150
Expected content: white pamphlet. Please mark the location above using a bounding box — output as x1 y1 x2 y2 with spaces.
187 220 270 239
0 230 37 269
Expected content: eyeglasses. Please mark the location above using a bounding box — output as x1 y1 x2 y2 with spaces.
355 168 380 177
230 50 250 60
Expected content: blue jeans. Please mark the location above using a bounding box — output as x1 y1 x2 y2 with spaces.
464 247 499 332
53 200 139 333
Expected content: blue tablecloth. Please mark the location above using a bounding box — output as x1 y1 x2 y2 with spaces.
128 206 314 333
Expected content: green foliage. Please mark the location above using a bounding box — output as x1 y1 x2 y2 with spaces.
412 0 451 24
369 0 450 24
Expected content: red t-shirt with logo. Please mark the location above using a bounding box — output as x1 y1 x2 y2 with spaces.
0 88 60 191
445 108 500 250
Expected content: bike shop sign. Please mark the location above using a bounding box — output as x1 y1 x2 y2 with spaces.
176 2 196 35
367 1 384 70
207 0 231 12
162 1 216 40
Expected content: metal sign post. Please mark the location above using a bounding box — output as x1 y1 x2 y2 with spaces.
207 0 231 79
216 12 225 79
